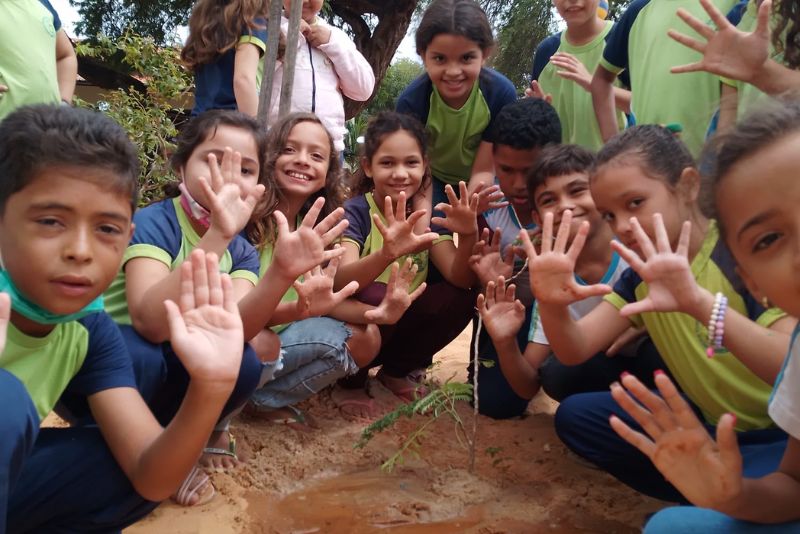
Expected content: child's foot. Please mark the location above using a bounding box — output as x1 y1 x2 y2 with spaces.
376 368 429 403
199 430 239 472
245 403 317 432
172 465 216 507
331 385 379 421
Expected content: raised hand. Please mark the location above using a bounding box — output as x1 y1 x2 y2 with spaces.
610 372 743 509
477 276 526 343
469 227 514 286
524 80 553 104
473 182 509 214
363 258 427 324
272 197 349 281
550 52 592 91
200 148 265 238
374 192 439 260
293 248 360 318
167 250 244 389
610 215 703 317
432 181 479 236
520 210 611 305
668 0 771 83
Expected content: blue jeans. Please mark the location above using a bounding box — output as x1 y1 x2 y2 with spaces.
645 506 800 533
1 370 157 533
250 317 358 409
555 390 788 502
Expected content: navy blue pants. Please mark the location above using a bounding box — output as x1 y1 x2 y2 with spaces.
1 370 157 534
555 389 788 502
119 324 263 425
469 307 668 418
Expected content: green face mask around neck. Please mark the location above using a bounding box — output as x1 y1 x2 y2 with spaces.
0 271 104 325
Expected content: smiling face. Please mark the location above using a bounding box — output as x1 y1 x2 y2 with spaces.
274 121 331 202
179 124 260 209
716 132 800 318
422 33 485 109
533 171 602 240
590 159 695 255
0 168 133 321
494 145 540 216
554 0 600 26
362 130 426 208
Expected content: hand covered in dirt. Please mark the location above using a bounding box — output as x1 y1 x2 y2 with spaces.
272 197 349 281
294 247 360 318
477 276 526 344
609 372 743 509
472 182 508 214
524 80 553 104
202 148 265 239
520 210 611 306
469 227 514 286
363 258 427 324
431 182 479 237
550 52 592 91
374 192 439 260
167 250 243 390
668 0 770 83
610 215 705 317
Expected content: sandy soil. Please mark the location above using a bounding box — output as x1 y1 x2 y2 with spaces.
124 325 665 533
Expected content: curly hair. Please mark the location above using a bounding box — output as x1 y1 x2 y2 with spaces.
247 113 344 250
485 98 562 150
773 0 800 69
181 0 268 69
350 111 431 201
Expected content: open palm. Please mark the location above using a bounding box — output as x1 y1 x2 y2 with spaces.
477 276 525 342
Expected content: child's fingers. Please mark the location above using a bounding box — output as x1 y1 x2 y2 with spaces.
670 59 705 75
396 191 407 221
312 207 344 237
620 373 682 432
653 213 672 253
565 220 589 261
444 183 458 206
273 210 290 236
655 371 707 431
699 0 732 33
323 246 341 276
301 197 325 228
490 227 502 250
716 413 743 472
505 282 517 302
321 245 346 263
207 153 224 192
206 251 223 307
335 281 360 302
631 217 657 258
192 250 212 308
518 227 538 259
320 219 349 246
406 209 429 229
476 292 488 315
386 261 400 287
610 239 646 274
541 212 554 254
179 258 195 312
373 213 389 237
609 414 657 459
220 273 237 315
572 283 612 301
164 299 188 340
756 0 772 39
553 210 572 253
485 280 497 307
676 220 692 258
610 381 666 442
407 281 427 303
618 297 656 317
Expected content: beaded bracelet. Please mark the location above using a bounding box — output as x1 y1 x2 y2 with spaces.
706 292 728 358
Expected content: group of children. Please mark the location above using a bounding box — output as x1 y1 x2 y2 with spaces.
2 0 800 530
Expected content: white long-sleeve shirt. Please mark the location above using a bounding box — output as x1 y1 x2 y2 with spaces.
268 16 375 152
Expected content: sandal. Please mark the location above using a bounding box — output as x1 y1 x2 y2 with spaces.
173 466 216 507
376 368 430 403
202 433 237 461
245 403 317 431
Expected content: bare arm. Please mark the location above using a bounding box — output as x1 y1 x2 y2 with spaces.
55 30 77 102
591 64 620 142
233 43 261 117
430 182 479 289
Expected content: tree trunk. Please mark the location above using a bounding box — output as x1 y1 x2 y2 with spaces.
329 0 418 119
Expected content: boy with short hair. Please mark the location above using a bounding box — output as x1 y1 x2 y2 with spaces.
474 144 666 418
467 97 560 419
0 104 245 531
528 0 629 150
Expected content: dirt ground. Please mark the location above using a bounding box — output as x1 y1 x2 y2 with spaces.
124 325 665 533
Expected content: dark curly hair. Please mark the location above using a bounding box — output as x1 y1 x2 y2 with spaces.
594 124 695 187
486 98 562 151
415 0 495 55
773 0 800 69
247 112 343 250
0 105 139 213
350 111 431 200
